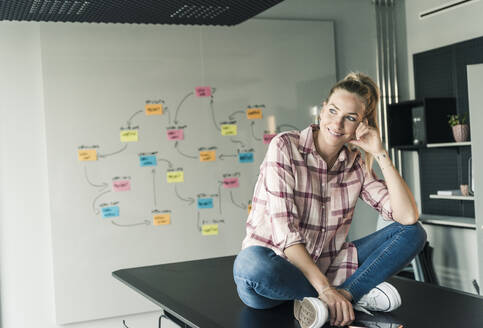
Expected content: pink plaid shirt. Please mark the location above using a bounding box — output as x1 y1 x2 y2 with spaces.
242 124 393 286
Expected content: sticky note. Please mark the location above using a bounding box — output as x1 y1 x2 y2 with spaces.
140 155 157 167
153 213 170 226
195 86 212 97
197 198 214 209
223 177 239 189
221 124 237 136
200 150 216 162
113 180 131 192
202 224 219 236
78 149 97 161
263 133 277 144
167 170 184 183
239 152 254 163
145 104 163 115
101 206 119 218
167 129 184 140
247 108 263 119
248 203 252 213
120 130 139 142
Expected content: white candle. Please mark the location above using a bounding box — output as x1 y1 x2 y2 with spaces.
267 115 276 134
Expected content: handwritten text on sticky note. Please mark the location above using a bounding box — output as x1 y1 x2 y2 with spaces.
101 206 119 218
202 224 219 235
197 198 214 209
78 149 97 161
200 150 216 162
153 213 170 226
145 104 163 115
239 152 254 163
167 170 184 183
246 108 263 119
195 86 212 97
113 180 131 192
221 124 237 136
140 155 157 167
120 130 139 142
223 177 239 189
167 129 184 140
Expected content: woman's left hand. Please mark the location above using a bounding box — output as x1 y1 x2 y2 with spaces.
348 121 384 155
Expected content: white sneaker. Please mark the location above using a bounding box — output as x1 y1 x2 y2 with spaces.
354 282 402 314
293 297 329 328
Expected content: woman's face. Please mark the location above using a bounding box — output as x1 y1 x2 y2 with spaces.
318 89 366 147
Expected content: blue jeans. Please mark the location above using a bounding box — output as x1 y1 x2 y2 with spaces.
233 221 427 309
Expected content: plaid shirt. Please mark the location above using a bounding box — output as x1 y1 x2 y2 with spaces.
242 124 393 286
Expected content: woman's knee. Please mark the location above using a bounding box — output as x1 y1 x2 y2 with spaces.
233 246 275 279
401 221 427 251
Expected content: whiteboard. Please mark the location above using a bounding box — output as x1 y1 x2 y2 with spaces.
40 19 336 324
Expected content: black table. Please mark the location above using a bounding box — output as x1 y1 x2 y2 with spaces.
113 255 483 328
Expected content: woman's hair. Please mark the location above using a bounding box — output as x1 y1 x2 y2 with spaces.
326 72 381 172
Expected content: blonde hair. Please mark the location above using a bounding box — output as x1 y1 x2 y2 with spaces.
326 72 381 172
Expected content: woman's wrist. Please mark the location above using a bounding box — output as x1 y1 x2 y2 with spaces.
316 284 334 297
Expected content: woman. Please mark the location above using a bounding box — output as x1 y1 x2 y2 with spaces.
233 73 427 328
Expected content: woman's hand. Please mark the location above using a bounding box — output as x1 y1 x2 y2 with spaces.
348 121 384 155
318 288 355 326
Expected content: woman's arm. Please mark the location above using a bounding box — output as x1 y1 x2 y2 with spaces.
350 122 419 225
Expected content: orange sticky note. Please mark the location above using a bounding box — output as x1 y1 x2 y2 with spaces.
200 150 216 162
78 149 97 161
246 108 263 119
145 104 163 115
248 203 252 214
153 213 170 226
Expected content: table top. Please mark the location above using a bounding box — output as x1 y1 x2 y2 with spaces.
113 255 483 328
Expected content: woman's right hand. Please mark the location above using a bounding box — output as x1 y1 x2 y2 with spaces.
318 288 355 326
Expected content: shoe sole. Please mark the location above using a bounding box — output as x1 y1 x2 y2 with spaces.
293 298 323 328
378 282 402 312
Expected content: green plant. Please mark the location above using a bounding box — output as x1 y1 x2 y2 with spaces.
448 113 468 127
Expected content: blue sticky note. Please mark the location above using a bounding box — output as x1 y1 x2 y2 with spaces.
140 155 157 167
239 152 254 163
101 206 119 218
197 198 214 209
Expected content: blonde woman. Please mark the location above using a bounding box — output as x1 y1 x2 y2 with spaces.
233 73 426 327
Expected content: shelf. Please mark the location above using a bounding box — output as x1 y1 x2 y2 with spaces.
426 141 471 148
429 194 474 201
420 214 475 229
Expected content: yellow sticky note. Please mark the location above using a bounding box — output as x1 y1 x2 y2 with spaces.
200 150 216 162
246 108 263 119
221 124 237 136
120 130 139 142
248 203 252 214
153 213 170 226
145 104 163 115
167 170 184 183
202 224 219 236
78 149 97 161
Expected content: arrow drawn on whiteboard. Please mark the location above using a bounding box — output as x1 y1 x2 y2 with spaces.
230 190 247 209
157 157 173 169
164 106 172 125
250 121 262 141
84 165 108 190
230 138 246 148
92 190 111 215
174 184 195 205
152 168 157 209
127 110 143 128
228 110 244 120
111 220 150 227
174 92 194 125
217 181 222 215
278 124 299 131
174 141 197 159
209 98 220 131
219 153 237 160
98 144 128 159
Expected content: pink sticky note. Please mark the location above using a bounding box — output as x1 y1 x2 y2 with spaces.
195 86 212 97
223 177 239 189
167 129 184 140
113 180 131 192
263 134 277 144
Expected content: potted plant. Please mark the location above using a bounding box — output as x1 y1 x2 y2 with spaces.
448 113 470 142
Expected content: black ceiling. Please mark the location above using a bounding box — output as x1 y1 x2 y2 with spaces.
0 0 285 26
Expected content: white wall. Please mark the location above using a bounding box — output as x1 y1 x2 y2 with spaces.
0 1 380 327
402 0 483 293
